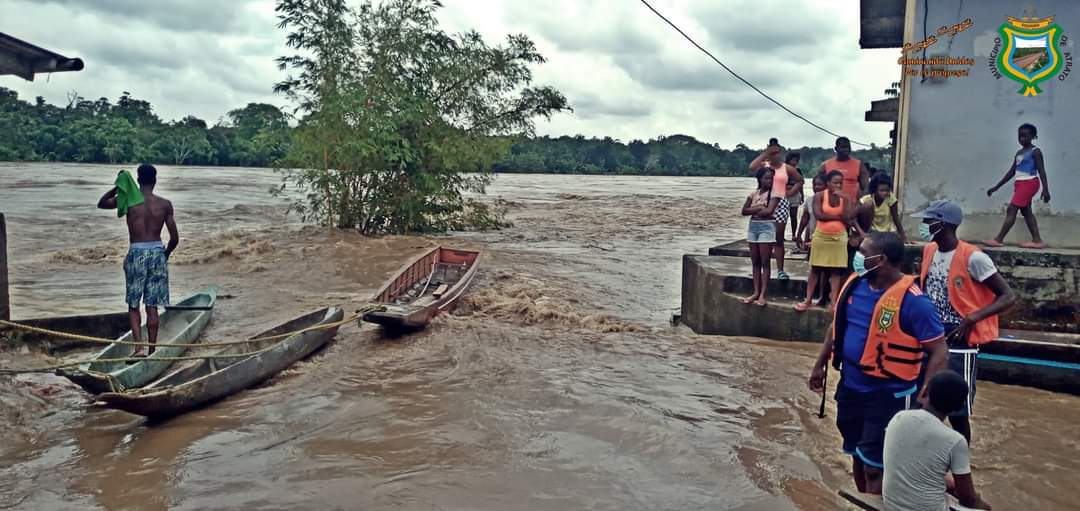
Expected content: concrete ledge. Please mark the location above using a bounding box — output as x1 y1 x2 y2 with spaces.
681 254 1080 394
681 255 828 341
2 313 130 353
709 240 1080 331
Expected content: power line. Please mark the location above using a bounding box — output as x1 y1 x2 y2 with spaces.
637 0 872 147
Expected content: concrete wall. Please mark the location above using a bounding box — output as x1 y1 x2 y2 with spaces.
696 245 1080 333
0 312 130 352
899 0 1080 246
681 255 831 341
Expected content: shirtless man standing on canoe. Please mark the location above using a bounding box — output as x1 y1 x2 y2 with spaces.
97 164 179 357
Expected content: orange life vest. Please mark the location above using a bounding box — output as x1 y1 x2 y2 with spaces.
831 274 926 381
919 241 999 345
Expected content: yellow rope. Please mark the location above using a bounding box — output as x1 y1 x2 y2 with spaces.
0 305 384 349
0 312 370 375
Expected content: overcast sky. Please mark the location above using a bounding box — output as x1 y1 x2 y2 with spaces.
4 0 899 148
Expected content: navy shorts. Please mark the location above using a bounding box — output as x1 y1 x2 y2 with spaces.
835 382 916 469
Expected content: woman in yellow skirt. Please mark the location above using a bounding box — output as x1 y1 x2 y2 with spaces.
796 170 855 311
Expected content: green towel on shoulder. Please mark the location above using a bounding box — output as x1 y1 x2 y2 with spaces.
115 170 145 218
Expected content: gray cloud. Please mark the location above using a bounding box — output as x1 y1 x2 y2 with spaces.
712 91 773 112
6 0 895 148
611 53 781 92
690 0 844 52
502 2 661 56
572 93 653 119
37 0 267 34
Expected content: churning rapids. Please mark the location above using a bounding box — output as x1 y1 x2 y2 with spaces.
1 163 1078 510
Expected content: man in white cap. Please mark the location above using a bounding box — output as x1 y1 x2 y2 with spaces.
912 200 1016 444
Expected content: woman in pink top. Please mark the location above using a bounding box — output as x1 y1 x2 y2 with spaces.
749 140 803 281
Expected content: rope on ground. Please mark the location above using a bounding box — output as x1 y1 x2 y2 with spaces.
0 310 373 375
0 304 384 349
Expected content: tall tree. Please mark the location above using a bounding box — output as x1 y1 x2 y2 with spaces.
274 0 569 233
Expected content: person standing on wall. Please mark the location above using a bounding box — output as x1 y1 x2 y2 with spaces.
741 167 783 306
820 137 871 269
795 171 854 311
808 231 949 495
819 136 870 203
749 139 803 281
796 174 829 305
985 123 1051 249
784 152 806 249
913 200 1016 445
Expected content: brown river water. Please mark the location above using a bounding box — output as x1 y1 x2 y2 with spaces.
1 162 1078 510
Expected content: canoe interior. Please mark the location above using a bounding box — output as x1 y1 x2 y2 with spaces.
87 289 216 371
374 247 479 305
88 291 216 374
98 307 344 418
838 488 982 510
365 247 480 327
144 308 335 390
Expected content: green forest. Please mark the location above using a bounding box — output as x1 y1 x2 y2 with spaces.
0 86 891 177
494 134 892 177
0 87 289 167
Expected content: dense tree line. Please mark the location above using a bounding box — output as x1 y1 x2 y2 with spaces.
0 87 290 167
493 134 893 177
0 86 891 178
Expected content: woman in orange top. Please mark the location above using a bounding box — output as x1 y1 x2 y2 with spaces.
796 170 855 311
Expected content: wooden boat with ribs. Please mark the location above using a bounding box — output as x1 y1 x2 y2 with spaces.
362 247 481 329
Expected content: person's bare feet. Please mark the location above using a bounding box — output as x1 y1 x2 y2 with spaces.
982 239 1005 247
129 348 147 358
1020 241 1047 249
794 301 812 312
754 298 767 307
742 294 759 304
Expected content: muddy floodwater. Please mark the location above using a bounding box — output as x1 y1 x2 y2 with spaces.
2 162 1078 510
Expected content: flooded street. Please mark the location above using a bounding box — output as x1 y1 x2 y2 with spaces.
2 163 1078 510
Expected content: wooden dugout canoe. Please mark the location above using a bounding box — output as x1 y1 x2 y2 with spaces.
839 487 985 510
57 290 216 394
96 307 344 418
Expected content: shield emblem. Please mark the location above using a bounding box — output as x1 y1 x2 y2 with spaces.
877 295 900 333
998 16 1065 96
877 309 896 334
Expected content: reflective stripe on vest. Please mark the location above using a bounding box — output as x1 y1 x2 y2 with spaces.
919 241 999 345
831 274 925 381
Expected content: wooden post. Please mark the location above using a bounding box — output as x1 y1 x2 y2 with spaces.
0 212 8 320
